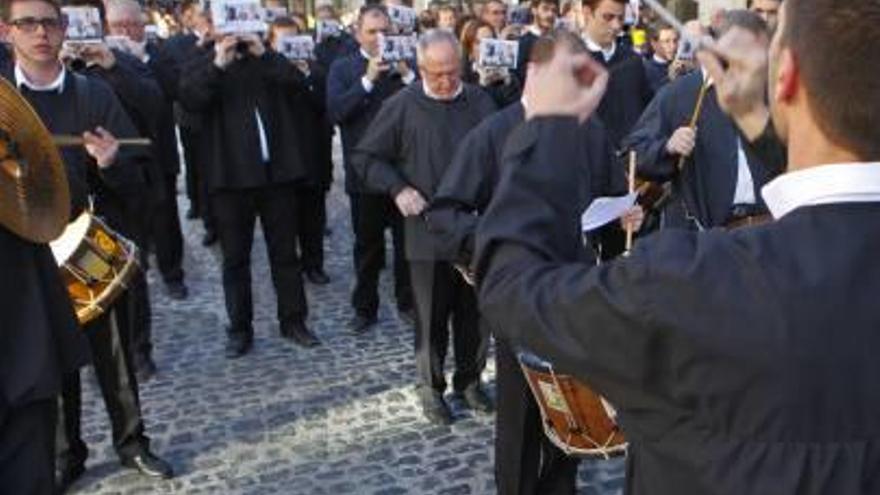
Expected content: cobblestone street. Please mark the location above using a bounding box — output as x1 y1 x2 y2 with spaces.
68 153 625 495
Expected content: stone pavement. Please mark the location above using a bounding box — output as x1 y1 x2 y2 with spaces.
68 157 625 495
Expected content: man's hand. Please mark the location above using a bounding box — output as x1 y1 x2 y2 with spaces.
79 43 116 70
620 205 645 233
525 49 608 123
697 27 770 141
293 60 310 76
394 186 428 217
365 57 390 82
665 126 697 157
239 33 265 57
83 127 120 169
213 36 238 69
395 60 413 80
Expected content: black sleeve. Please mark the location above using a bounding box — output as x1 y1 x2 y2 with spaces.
261 51 312 93
741 121 787 176
87 53 165 135
623 88 678 182
326 58 371 125
178 52 224 113
351 97 409 196
424 125 496 265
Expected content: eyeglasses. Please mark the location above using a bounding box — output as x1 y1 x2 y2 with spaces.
9 17 65 33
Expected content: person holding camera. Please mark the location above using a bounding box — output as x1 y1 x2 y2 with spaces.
326 5 417 335
179 28 319 357
459 19 521 108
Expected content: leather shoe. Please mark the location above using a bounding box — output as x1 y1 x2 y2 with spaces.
350 314 377 335
225 335 252 359
165 281 189 300
201 230 218 247
56 462 85 492
420 390 453 425
281 322 321 348
458 383 495 413
397 307 417 327
304 269 331 285
120 451 174 479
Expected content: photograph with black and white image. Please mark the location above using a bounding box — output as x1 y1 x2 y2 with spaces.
378 33 416 62
264 6 288 23
61 6 103 42
387 5 417 34
316 18 342 40
478 37 518 69
211 0 266 34
277 34 315 61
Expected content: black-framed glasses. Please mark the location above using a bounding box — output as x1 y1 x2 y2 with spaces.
9 17 66 33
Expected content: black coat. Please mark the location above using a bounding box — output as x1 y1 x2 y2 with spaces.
326 51 409 194
425 102 623 265
354 83 496 260
178 49 310 191
590 44 653 150
642 56 670 94
461 61 522 109
476 116 880 495
514 31 539 84
315 31 358 73
624 71 782 228
146 42 183 178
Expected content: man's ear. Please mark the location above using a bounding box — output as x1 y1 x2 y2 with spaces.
774 47 798 104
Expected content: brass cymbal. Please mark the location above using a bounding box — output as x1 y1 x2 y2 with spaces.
0 76 70 243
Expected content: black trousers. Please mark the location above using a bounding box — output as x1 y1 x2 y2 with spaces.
409 261 487 392
495 339 578 495
58 294 149 468
180 128 215 234
149 173 185 285
120 192 153 364
0 399 57 495
211 184 308 336
349 193 413 317
295 185 327 273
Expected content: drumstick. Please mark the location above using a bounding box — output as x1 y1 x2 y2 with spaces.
52 135 153 147
625 150 636 254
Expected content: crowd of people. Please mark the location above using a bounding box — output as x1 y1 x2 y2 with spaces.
8 0 880 494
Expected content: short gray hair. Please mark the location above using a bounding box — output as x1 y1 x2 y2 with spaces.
417 29 461 63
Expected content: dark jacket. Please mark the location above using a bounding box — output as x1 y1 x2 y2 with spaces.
624 71 782 228
477 116 880 495
461 61 522 109
642 56 670 93
178 48 310 191
354 83 496 260
326 51 409 194
590 43 654 150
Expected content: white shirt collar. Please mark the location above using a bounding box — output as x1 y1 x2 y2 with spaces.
527 25 544 37
15 63 66 94
652 54 669 65
761 163 880 219
422 81 463 101
584 35 615 62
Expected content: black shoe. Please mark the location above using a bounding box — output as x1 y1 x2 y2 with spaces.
165 281 189 300
458 383 495 413
281 321 321 348
350 314 378 335
304 269 331 285
135 356 158 383
201 230 218 247
420 390 453 425
120 451 174 479
56 462 85 493
397 307 416 327
225 334 252 359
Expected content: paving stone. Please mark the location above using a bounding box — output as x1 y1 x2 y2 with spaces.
68 141 625 495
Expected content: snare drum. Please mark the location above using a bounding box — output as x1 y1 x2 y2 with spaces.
518 352 627 459
50 212 140 325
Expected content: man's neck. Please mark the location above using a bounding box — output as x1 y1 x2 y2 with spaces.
585 30 613 50
16 59 63 87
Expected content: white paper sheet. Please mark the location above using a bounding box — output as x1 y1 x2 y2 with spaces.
581 193 638 232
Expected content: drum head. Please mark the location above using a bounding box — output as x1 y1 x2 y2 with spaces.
50 213 90 263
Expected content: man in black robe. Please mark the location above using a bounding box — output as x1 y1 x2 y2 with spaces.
642 23 677 93
476 1 880 493
2 0 174 489
355 29 497 425
625 11 778 231
580 0 653 150
179 31 319 356
426 30 632 495
326 5 417 334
